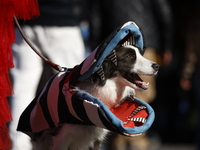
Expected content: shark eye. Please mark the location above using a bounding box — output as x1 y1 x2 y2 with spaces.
126 53 136 59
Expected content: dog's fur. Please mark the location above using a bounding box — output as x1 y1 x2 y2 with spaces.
33 45 159 150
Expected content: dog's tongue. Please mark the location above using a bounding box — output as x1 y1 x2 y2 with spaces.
110 98 148 128
124 73 149 90
132 74 149 90
134 80 149 90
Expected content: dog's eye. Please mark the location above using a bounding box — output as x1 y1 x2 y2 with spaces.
126 54 136 59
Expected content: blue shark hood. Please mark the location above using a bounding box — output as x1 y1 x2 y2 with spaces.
17 22 155 139
77 21 145 82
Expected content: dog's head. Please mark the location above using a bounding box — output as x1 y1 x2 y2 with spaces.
95 45 159 91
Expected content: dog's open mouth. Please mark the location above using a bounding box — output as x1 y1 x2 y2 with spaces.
123 73 149 90
110 95 148 128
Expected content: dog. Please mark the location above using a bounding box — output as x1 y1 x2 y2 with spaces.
32 45 159 150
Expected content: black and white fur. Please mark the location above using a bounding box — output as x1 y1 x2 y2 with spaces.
34 45 159 150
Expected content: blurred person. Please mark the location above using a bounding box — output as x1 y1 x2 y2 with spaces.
89 0 174 149
9 0 87 149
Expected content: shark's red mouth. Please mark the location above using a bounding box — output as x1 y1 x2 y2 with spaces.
110 95 148 128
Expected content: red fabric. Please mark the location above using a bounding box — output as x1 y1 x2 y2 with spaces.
111 101 148 127
0 0 39 149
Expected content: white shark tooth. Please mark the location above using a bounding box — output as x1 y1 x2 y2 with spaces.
128 118 134 121
142 118 146 123
141 106 146 109
136 108 141 112
123 121 128 124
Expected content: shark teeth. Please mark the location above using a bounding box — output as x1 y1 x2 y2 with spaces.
126 94 135 102
96 66 105 80
123 117 146 125
128 106 147 118
123 105 147 125
107 49 117 66
122 36 135 46
127 118 146 124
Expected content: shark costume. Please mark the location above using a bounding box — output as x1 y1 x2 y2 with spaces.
17 22 155 139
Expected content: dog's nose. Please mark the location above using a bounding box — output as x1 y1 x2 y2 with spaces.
152 63 159 71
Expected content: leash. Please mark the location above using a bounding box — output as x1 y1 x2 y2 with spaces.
13 16 66 72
